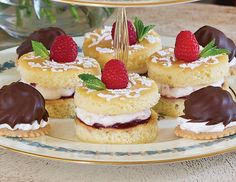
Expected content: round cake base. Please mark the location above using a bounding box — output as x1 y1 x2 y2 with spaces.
75 110 158 144
46 98 75 119
153 97 185 117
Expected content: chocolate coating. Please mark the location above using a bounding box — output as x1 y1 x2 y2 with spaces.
182 86 236 126
194 25 236 61
17 27 66 58
0 82 48 128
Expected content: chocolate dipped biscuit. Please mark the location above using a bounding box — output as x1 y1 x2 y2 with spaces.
175 86 236 140
17 27 65 58
183 86 236 126
0 82 48 128
195 25 236 61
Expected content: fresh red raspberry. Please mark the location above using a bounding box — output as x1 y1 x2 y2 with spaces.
174 31 200 62
102 59 129 89
50 35 78 63
111 20 137 46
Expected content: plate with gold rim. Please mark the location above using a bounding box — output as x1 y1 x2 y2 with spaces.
0 36 236 165
52 0 199 8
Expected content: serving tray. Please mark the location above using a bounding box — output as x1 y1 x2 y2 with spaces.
0 36 235 165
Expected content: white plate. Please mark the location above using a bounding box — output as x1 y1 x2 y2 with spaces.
0 36 235 165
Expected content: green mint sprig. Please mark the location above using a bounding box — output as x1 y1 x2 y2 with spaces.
134 17 155 42
31 40 50 59
200 39 230 58
79 74 106 91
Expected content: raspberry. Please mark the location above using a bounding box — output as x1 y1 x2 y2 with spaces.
102 59 129 89
50 35 78 63
111 20 137 46
174 31 200 62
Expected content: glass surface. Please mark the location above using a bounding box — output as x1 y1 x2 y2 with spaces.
53 0 199 7
0 0 114 39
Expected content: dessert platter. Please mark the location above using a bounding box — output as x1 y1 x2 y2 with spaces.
1 0 236 164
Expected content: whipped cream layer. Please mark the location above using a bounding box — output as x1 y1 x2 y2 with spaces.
76 107 151 127
21 80 74 100
0 120 48 131
178 118 236 133
158 79 224 98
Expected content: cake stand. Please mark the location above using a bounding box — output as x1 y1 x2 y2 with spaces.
52 0 199 65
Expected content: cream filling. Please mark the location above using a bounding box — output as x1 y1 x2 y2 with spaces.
21 80 74 100
76 107 151 127
177 117 236 133
0 120 48 131
158 79 224 98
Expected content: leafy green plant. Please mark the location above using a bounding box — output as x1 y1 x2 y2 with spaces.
0 0 114 28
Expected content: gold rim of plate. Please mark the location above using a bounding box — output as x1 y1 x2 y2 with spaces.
53 0 198 7
1 144 235 165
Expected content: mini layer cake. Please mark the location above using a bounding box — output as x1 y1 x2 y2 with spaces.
83 18 162 74
147 31 230 117
0 82 50 137
175 86 236 140
75 60 160 144
17 35 101 118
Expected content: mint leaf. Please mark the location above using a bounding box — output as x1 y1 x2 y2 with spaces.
200 39 231 58
134 17 144 42
31 40 50 59
79 74 106 91
201 48 230 58
134 17 155 42
200 39 215 56
79 74 97 81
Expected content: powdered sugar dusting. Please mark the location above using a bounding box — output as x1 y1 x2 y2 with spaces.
129 73 154 87
77 57 99 69
88 33 112 48
27 54 99 72
95 44 143 54
87 26 112 48
96 47 114 54
87 26 160 51
97 88 149 101
130 44 144 50
23 52 41 60
157 50 168 57
151 48 221 69
145 34 161 44
179 56 219 69
96 73 154 101
151 56 173 67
